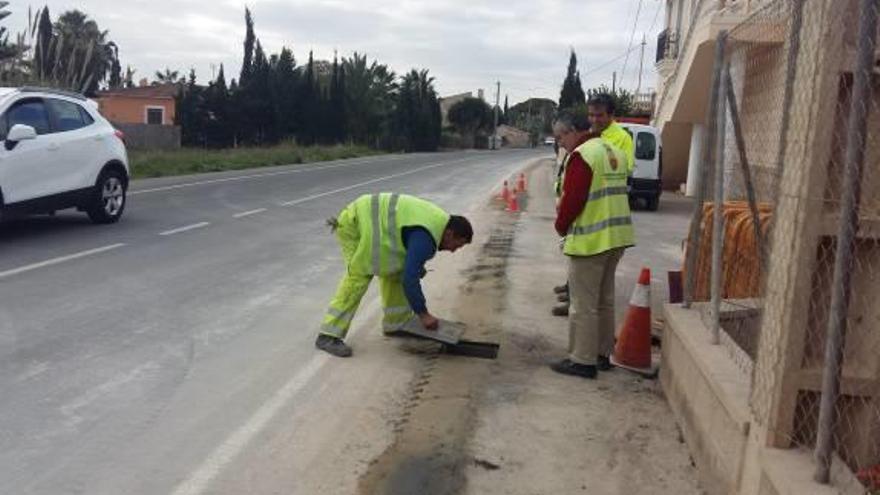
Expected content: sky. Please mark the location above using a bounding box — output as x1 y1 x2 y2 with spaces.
7 0 667 106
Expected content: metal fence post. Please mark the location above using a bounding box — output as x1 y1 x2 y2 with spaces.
724 66 764 265
772 0 805 198
684 30 728 308
813 0 879 483
710 60 729 345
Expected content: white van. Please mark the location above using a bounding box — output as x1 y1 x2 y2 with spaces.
620 123 662 211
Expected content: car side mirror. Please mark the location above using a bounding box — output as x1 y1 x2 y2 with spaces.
7 124 37 142
5 124 37 151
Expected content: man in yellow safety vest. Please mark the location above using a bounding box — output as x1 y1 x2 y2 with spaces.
587 93 635 175
551 110 635 379
551 97 635 318
316 193 473 357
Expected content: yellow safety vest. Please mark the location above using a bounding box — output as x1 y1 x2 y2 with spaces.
350 193 450 276
563 138 635 256
602 122 635 174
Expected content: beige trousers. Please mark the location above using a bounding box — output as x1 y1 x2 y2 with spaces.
567 248 625 365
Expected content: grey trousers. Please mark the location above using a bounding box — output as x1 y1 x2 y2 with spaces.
567 248 625 365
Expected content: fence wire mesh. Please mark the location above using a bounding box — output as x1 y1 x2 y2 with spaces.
682 0 880 491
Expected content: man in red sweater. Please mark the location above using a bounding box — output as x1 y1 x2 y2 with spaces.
551 110 634 379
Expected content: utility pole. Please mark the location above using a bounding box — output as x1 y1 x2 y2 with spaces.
493 80 500 150
612 71 617 93
636 34 647 96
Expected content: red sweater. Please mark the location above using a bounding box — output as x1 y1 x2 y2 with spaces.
555 136 594 236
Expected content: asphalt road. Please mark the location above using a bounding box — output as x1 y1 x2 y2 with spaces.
0 149 546 495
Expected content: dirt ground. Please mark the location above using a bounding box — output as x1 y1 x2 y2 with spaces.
355 160 704 495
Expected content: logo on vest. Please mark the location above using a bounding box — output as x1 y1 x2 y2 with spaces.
603 143 619 171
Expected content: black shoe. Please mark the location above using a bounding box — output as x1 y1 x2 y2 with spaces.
551 304 569 317
550 359 597 379
597 355 614 371
557 293 570 303
553 284 569 294
315 334 353 357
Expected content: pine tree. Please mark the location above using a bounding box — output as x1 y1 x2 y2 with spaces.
206 64 232 147
329 53 347 143
240 8 255 85
250 40 272 142
176 69 208 147
107 43 122 88
559 49 586 110
33 6 53 80
337 64 346 142
298 50 317 145
270 47 298 138
124 65 136 88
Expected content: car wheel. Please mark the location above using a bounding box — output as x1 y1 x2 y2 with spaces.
86 169 127 224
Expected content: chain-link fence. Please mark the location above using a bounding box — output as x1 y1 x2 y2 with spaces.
681 0 880 491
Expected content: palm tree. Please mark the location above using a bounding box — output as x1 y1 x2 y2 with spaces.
154 67 182 84
51 10 116 95
342 52 397 145
18 8 119 95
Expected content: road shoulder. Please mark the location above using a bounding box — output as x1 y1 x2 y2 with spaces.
355 160 703 494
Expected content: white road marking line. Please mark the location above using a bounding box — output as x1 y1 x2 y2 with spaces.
280 157 472 206
169 293 386 495
130 156 401 196
0 243 126 280
233 208 267 219
170 353 328 495
159 222 211 236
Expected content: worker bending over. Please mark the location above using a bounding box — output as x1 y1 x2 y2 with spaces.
316 193 473 357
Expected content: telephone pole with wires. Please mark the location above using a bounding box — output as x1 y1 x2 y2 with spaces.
636 34 647 95
492 80 500 150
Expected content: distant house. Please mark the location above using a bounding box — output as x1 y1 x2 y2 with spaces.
94 82 181 149
439 92 472 127
495 124 531 148
95 82 178 126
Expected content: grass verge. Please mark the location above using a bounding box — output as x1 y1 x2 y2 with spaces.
128 143 383 179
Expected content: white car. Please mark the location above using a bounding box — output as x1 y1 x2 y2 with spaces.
543 136 555 146
620 123 662 211
0 87 129 223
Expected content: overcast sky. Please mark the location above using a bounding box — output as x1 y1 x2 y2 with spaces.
8 0 666 106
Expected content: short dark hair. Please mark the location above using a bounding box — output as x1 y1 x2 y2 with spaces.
553 108 591 133
587 93 616 115
446 215 473 242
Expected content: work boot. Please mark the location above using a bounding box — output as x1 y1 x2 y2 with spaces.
597 355 614 371
553 283 569 294
557 293 570 303
551 304 569 317
315 334 353 357
550 359 597 379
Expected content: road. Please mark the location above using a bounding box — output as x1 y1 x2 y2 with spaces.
0 149 545 495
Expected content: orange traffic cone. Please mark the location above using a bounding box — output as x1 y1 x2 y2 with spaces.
857 463 880 491
516 173 527 193
499 180 511 202
611 268 657 376
505 187 519 212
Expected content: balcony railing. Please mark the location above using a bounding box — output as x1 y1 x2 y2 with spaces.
656 28 679 63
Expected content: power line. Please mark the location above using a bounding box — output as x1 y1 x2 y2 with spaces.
620 0 644 87
647 0 663 33
581 45 641 79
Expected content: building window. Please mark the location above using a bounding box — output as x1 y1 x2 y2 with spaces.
146 107 164 125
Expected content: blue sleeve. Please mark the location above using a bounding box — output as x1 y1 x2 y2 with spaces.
402 228 437 315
